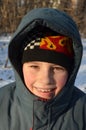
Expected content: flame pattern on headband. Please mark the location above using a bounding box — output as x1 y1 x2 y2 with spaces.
24 36 74 58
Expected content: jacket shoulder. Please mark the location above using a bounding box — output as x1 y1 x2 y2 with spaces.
0 82 16 101
72 87 86 106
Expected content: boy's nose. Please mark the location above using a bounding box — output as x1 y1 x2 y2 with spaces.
37 68 55 85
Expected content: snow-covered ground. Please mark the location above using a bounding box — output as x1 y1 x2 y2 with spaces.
0 35 86 93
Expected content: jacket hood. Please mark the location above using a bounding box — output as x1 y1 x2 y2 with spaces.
8 8 83 103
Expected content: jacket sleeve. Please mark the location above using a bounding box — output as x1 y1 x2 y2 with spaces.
84 95 86 129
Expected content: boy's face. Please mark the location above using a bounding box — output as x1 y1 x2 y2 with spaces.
23 61 68 100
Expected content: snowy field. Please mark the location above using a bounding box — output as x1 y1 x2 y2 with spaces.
0 35 86 93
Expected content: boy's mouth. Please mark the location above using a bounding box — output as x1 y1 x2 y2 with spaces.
32 86 56 100
34 87 56 93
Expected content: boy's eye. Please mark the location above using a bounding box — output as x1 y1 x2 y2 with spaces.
53 66 65 71
29 65 39 69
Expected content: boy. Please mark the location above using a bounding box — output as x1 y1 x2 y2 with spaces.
0 8 86 130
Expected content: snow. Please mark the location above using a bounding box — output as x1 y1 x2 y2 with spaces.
0 35 86 93
74 38 86 93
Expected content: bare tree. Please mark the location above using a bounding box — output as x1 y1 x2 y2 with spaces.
0 0 86 36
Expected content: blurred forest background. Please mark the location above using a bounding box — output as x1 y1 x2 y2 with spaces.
0 0 86 37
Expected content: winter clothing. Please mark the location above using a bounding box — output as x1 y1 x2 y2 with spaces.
22 35 74 73
0 8 86 130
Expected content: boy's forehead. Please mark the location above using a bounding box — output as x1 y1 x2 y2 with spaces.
24 61 66 69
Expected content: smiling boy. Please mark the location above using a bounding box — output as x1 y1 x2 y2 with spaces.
23 61 68 100
0 8 86 130
22 35 72 100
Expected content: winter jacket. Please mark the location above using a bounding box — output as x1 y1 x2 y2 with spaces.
0 8 86 130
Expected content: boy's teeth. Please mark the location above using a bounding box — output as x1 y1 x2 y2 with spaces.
36 88 53 92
